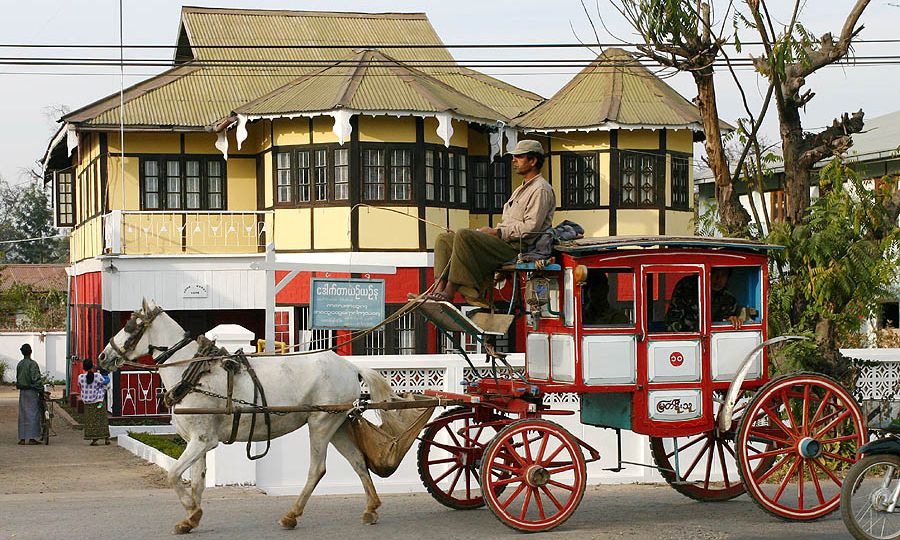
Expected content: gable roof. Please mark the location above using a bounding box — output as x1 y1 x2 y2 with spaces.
61 7 541 130
515 48 706 132
234 49 508 123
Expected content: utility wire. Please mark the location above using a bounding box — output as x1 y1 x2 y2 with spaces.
0 234 68 246
0 38 897 48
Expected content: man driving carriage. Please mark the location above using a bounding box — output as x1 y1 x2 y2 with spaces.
431 139 555 307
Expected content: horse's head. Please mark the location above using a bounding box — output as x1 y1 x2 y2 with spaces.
98 299 186 371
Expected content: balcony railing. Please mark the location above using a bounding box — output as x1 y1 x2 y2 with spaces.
103 210 269 255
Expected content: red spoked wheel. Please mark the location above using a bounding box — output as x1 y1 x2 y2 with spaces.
736 372 866 520
650 391 775 502
480 419 586 532
417 406 510 510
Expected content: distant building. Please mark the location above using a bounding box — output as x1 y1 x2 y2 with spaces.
41 7 711 415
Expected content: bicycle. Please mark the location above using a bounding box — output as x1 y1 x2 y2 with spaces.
39 382 55 445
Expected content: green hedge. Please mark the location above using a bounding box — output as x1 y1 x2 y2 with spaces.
128 431 186 459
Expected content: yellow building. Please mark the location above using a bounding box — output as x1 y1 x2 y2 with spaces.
41 8 706 414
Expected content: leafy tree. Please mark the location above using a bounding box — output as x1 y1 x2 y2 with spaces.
608 0 751 234
744 0 872 224
601 0 873 232
0 175 67 264
766 161 900 384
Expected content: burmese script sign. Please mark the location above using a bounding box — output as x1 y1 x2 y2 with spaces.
310 278 385 330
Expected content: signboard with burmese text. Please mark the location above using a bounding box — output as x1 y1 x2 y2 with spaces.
310 278 385 330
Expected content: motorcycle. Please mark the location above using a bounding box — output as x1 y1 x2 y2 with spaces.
841 424 900 540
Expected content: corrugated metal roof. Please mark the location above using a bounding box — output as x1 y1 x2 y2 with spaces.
515 48 704 130
236 50 508 122
63 7 541 129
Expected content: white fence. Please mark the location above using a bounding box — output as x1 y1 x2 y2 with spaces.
0 331 66 383
178 353 665 494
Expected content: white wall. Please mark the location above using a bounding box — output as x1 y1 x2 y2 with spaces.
0 331 66 383
182 353 668 494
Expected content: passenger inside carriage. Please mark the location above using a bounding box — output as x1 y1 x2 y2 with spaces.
581 270 630 325
664 267 743 331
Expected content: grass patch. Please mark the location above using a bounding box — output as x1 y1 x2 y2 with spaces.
128 432 186 459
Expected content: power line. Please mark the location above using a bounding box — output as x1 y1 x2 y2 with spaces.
0 38 897 49
0 234 67 246
0 56 897 69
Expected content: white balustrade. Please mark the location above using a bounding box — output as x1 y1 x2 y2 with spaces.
103 210 270 255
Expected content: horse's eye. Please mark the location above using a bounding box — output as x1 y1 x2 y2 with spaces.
124 321 136 332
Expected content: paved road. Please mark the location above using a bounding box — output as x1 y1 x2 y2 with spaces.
1 386 853 540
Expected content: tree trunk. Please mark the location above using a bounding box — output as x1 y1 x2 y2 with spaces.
779 103 812 224
693 68 751 235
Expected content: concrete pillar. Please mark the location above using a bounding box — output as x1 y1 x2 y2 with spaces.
204 324 255 353
203 322 258 487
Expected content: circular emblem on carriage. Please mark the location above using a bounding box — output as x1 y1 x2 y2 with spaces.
669 352 685 367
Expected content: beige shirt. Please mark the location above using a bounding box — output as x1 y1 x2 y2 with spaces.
496 173 555 246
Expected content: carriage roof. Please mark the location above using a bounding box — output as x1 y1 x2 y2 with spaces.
554 235 783 256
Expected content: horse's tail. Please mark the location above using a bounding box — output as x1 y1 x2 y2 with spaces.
358 367 395 403
356 367 404 434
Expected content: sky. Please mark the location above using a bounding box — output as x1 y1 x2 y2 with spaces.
1 0 899 184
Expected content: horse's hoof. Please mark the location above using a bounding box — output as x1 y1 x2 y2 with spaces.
279 515 298 529
174 521 193 534
362 511 379 525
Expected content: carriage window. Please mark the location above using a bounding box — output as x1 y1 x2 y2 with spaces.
582 269 634 326
711 266 762 325
647 270 701 333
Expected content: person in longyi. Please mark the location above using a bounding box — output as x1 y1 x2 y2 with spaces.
431 140 555 307
16 344 43 445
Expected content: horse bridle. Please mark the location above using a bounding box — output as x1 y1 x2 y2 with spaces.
107 306 193 365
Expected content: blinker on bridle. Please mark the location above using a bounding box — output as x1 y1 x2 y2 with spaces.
107 306 192 365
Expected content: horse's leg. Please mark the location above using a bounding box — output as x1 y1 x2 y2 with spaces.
186 452 208 531
331 422 381 524
279 413 345 529
169 436 215 534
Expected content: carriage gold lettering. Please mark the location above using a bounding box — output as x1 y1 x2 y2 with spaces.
656 399 695 414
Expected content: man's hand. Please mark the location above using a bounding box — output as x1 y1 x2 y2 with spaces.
477 226 499 237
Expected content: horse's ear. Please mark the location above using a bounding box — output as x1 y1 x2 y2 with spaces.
141 298 149 313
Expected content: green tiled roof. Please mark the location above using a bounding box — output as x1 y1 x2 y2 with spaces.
515 48 704 131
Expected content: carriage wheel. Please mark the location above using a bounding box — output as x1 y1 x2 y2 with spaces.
736 372 866 521
417 406 510 510
480 419 586 532
649 391 775 502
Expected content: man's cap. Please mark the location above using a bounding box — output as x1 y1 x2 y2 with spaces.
509 139 544 156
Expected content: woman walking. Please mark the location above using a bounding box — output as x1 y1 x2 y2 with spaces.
77 359 110 445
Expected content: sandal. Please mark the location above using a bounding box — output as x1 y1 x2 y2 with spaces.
427 291 451 302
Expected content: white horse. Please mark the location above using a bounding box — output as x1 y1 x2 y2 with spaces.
98 299 401 534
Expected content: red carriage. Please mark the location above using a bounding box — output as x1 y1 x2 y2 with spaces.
416 236 866 531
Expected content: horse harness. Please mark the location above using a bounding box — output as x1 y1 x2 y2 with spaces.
111 310 274 460
163 335 275 460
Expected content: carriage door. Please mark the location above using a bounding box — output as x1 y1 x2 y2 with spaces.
639 264 707 430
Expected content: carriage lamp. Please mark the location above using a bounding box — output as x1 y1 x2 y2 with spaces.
574 264 589 285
